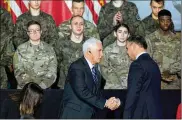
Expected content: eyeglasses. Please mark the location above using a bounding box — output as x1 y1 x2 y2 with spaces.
27 29 41 34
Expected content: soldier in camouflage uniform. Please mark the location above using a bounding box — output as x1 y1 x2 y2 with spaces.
55 16 88 89
58 0 100 40
13 21 57 89
97 0 141 47
0 7 15 89
13 0 59 49
145 9 181 89
137 0 175 37
100 24 131 89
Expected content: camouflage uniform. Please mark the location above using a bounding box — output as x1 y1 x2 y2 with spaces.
0 8 15 89
97 1 141 47
13 41 57 89
100 41 130 89
137 14 175 37
13 11 59 49
54 35 87 88
145 29 181 89
58 19 100 39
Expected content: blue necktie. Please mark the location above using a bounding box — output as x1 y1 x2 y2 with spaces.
92 66 98 82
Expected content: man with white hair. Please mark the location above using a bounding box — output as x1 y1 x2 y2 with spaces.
60 38 120 119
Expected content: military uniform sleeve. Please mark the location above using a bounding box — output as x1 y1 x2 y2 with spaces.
84 21 100 39
169 40 181 76
58 21 70 38
126 3 141 35
41 47 57 87
13 50 32 89
13 18 29 49
44 16 59 47
97 7 115 41
145 36 153 57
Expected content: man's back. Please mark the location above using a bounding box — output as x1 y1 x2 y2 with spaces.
124 53 162 119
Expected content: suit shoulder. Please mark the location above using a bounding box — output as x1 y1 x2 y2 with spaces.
70 57 84 69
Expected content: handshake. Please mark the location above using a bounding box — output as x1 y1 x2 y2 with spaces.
105 97 121 110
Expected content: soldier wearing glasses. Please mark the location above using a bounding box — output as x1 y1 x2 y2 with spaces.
13 20 57 89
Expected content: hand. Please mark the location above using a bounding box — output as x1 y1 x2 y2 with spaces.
113 11 123 26
105 97 120 110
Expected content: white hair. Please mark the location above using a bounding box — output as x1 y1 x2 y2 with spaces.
82 37 101 54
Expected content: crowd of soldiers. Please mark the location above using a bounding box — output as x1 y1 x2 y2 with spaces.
0 0 181 89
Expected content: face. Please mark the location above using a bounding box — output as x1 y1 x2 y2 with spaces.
27 24 41 41
71 17 84 36
150 1 164 18
71 2 84 16
29 0 41 10
115 26 130 43
159 16 171 31
90 42 103 64
126 42 135 61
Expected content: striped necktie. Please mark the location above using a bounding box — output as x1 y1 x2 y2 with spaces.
92 66 98 82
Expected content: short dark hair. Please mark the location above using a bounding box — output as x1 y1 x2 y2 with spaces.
158 9 172 18
150 0 164 5
114 23 130 33
72 0 84 3
27 20 41 30
127 35 147 49
70 15 84 24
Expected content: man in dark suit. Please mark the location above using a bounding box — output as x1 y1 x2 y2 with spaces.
123 35 162 119
60 37 120 119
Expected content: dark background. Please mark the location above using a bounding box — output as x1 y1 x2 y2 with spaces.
0 89 181 119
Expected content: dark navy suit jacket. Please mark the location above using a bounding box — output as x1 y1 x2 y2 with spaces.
60 57 106 119
123 53 162 119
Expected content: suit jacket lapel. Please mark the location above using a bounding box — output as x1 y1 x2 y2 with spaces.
81 57 96 88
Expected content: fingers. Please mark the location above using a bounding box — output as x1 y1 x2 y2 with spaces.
105 97 121 110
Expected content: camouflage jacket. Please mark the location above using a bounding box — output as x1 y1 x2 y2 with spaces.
13 41 57 89
54 35 87 88
0 8 15 67
137 14 175 37
100 41 130 89
145 29 181 76
0 8 15 89
58 19 100 39
13 11 59 49
97 1 141 42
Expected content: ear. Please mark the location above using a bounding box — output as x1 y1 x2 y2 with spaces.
40 30 42 34
71 7 74 15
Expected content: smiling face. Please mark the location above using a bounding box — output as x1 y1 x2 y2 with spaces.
70 16 84 36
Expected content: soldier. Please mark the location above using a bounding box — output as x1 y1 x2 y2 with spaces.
137 0 175 37
145 9 181 89
0 7 15 89
13 0 59 49
55 16 88 89
97 0 141 47
58 0 100 39
100 24 131 89
13 20 57 89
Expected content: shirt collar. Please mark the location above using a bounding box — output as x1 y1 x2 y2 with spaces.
136 52 147 60
85 57 94 71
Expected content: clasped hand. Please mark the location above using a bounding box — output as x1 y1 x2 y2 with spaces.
105 97 121 110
